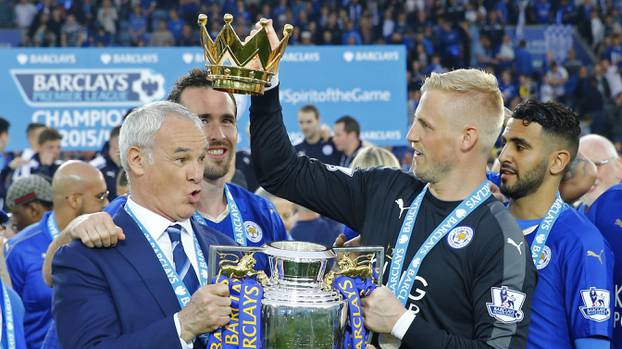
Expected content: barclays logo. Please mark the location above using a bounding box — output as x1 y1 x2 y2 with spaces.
343 51 400 62
10 69 166 107
100 53 158 64
16 53 76 65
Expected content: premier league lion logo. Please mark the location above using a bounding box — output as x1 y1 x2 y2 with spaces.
486 286 526 323
580 287 611 322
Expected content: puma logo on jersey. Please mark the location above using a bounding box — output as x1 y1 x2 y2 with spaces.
587 249 604 264
615 219 622 229
395 198 410 219
506 238 524 255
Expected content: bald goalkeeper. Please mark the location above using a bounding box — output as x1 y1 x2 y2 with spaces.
6 161 109 349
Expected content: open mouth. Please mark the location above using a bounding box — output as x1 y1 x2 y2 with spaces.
189 189 201 203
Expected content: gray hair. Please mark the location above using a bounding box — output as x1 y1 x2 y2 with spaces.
119 101 204 171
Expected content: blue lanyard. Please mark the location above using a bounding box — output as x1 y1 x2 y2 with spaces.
1 282 15 349
46 213 61 240
192 185 246 246
124 205 210 343
529 193 566 266
387 181 491 305
224 185 246 246
124 205 209 298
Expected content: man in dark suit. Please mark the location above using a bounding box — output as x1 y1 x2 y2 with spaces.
52 101 234 349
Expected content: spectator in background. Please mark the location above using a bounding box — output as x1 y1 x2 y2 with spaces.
294 105 343 165
150 19 174 46
167 8 184 42
591 9 605 49
473 35 496 69
128 4 147 46
289 205 341 248
177 23 198 46
496 34 515 70
601 58 622 98
90 126 121 202
20 123 45 164
5 175 52 234
333 115 364 168
514 40 534 77
96 0 117 36
579 134 622 208
541 60 569 102
32 12 57 47
14 128 63 181
60 14 85 47
255 187 296 233
15 0 37 44
499 70 518 105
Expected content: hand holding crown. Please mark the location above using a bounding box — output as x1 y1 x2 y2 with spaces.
197 14 293 95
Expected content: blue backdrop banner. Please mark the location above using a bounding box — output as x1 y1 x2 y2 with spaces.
0 46 407 152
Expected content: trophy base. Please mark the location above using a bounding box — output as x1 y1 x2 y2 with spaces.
262 300 346 349
207 66 273 95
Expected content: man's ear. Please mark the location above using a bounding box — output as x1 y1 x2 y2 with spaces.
549 150 572 176
126 146 147 176
460 126 479 153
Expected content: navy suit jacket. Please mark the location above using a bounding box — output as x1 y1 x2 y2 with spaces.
51 208 236 349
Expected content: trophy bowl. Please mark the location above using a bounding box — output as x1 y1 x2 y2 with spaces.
207 243 384 349
262 241 347 349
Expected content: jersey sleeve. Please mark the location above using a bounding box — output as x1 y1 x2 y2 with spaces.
563 221 614 340
5 246 26 297
401 201 536 349
249 85 409 233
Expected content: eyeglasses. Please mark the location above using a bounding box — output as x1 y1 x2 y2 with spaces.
95 190 109 201
593 157 617 167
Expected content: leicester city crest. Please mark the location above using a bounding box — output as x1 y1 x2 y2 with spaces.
486 286 526 323
447 226 473 249
579 287 611 322
535 245 551 270
244 221 263 243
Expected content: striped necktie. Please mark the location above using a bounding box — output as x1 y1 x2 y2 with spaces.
166 224 200 295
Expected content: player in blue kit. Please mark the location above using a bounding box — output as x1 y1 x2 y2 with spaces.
498 100 614 349
6 163 108 349
168 70 288 266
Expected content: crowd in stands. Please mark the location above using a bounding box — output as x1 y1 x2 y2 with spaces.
3 0 622 151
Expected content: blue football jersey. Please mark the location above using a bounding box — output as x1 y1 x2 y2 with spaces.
518 209 614 349
5 211 55 349
194 183 288 271
583 183 622 347
0 281 27 349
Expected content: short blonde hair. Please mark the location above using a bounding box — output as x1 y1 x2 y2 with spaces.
351 147 401 170
421 69 504 154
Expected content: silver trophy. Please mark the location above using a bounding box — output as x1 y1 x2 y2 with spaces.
209 242 383 349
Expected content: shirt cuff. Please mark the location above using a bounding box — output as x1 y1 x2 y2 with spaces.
391 310 416 340
264 74 279 91
174 312 194 349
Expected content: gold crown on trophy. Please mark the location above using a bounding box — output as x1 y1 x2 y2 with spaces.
197 14 293 95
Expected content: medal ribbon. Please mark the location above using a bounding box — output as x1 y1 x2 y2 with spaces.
529 193 567 266
388 181 491 305
124 205 210 345
334 276 377 349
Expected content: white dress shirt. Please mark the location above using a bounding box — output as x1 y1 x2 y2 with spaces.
126 197 198 348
